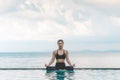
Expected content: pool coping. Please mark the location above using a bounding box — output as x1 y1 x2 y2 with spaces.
0 68 120 70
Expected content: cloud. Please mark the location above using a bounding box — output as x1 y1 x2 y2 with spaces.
84 0 120 7
0 0 120 52
35 20 71 40
0 0 23 12
110 16 120 26
0 0 14 10
0 0 95 41
73 20 94 36
18 0 58 19
1 0 119 42
0 15 94 40
7 0 83 20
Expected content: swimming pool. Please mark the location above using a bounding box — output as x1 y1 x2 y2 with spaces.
0 69 120 80
0 52 120 80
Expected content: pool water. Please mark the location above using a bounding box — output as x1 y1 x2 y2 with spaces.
0 70 120 80
46 70 74 80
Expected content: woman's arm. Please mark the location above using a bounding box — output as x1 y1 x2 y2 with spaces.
66 50 75 67
45 51 56 67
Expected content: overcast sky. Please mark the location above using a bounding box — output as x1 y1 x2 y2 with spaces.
0 0 120 52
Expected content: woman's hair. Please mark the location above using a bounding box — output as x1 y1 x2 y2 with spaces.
57 39 64 43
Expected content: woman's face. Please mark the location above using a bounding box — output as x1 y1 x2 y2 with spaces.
58 41 64 48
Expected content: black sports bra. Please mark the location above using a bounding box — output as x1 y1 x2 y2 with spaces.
56 50 66 59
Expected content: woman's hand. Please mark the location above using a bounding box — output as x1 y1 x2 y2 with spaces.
72 64 75 67
45 64 49 67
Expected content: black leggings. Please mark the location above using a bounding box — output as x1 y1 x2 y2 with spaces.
55 62 65 70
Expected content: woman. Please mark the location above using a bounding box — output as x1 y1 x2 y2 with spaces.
45 39 75 70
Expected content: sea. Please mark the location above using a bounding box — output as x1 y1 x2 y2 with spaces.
0 51 120 80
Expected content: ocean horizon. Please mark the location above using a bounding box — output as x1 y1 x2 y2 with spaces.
0 50 120 57
0 51 120 68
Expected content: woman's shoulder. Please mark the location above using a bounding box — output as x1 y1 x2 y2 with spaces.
53 50 58 55
63 49 68 54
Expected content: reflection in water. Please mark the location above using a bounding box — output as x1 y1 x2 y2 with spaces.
45 70 74 80
56 70 65 80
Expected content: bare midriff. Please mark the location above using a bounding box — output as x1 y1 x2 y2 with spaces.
56 59 65 63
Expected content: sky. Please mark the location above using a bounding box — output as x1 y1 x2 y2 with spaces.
0 0 120 52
